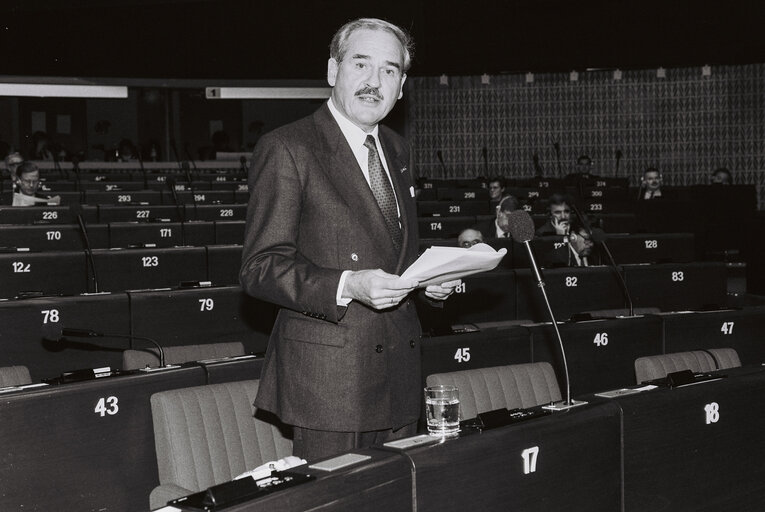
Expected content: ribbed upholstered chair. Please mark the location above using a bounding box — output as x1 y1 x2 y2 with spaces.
426 362 562 421
0 365 32 387
149 379 292 510
122 341 245 370
634 348 741 383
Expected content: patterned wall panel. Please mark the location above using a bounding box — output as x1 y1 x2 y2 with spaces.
407 64 765 207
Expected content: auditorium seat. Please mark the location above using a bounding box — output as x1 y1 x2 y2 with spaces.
0 365 32 387
0 205 97 224
192 204 247 221
122 341 245 370
149 380 293 509
89 246 208 292
1 223 109 251
0 250 89 298
634 348 741 383
97 204 183 223
426 362 561 420
108 221 184 248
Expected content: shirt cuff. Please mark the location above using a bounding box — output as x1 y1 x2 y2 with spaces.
336 270 352 306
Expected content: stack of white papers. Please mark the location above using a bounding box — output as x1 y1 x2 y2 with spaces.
402 243 507 287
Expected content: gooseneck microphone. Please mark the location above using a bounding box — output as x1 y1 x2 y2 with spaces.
436 150 447 178
70 203 99 293
506 210 586 411
570 204 635 317
52 327 166 367
165 176 184 222
591 228 634 317
71 155 82 191
532 153 543 176
615 149 623 177
482 146 488 178
136 145 148 189
552 142 562 175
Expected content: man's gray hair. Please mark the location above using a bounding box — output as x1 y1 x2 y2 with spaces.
329 18 414 72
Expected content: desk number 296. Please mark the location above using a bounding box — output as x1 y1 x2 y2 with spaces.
95 396 119 417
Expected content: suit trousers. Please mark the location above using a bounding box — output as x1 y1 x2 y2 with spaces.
292 421 418 461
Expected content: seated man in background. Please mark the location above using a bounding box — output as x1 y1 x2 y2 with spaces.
535 193 571 236
540 218 595 268
12 161 61 206
487 176 507 209
4 152 23 181
474 195 520 239
457 227 484 248
564 154 599 183
711 167 732 185
640 167 663 199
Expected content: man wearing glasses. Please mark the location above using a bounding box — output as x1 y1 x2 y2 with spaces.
12 161 61 206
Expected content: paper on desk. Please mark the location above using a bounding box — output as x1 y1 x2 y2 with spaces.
401 243 507 287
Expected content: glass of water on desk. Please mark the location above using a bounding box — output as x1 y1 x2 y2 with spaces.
424 385 460 437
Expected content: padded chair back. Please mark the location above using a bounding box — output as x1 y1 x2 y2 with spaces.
122 341 245 370
634 348 741 383
0 365 32 387
426 362 561 420
149 379 292 509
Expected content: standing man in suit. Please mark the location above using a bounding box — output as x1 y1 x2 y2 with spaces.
240 18 459 461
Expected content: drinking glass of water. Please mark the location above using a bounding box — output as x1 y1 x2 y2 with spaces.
424 385 460 437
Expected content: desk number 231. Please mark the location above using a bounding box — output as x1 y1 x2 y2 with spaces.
95 396 119 417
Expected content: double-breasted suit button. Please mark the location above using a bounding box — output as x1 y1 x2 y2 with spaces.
409 339 416 348
375 344 383 353
351 253 359 261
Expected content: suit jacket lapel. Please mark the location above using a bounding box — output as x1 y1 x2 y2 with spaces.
312 105 399 263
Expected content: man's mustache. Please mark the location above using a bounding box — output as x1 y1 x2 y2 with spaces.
355 87 383 100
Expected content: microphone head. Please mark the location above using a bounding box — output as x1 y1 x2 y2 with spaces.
436 149 443 160
506 210 536 243
590 227 607 243
615 149 623 159
553 142 560 151
240 155 247 165
166 176 176 187
181 161 189 170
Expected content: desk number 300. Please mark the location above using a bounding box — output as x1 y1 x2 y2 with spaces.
95 396 119 417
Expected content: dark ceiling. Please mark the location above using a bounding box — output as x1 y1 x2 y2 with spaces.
2 0 764 80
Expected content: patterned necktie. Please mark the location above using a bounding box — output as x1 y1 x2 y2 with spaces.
364 135 402 252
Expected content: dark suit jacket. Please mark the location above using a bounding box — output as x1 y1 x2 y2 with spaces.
240 104 422 432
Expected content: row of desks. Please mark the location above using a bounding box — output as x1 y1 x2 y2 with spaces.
157 365 765 512
4 353 765 511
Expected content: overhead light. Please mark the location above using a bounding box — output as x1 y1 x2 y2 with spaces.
0 83 127 98
481 74 490 85
439 74 449 86
613 69 623 80
702 65 711 77
525 72 534 83
656 67 666 78
206 87 330 99
569 70 579 82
